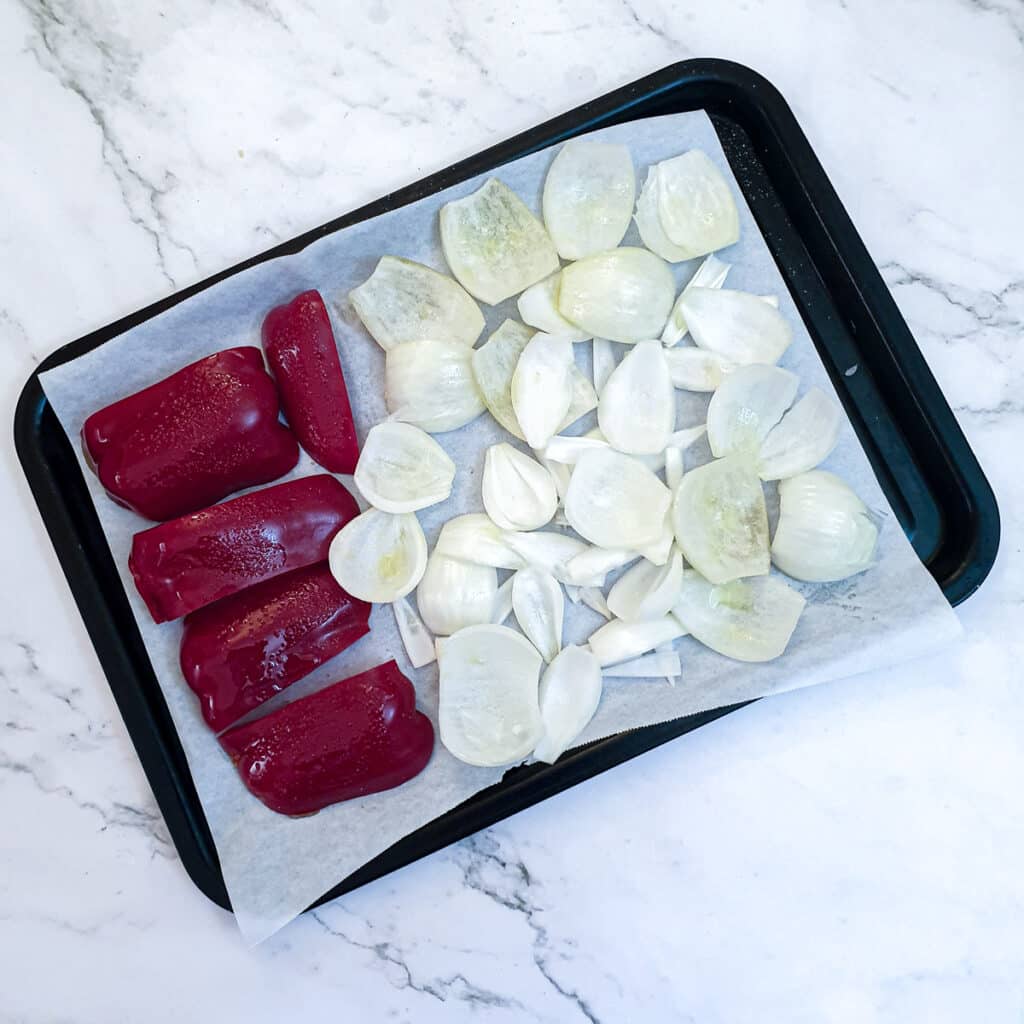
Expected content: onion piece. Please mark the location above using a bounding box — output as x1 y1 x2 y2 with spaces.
661 254 731 346
542 139 635 259
680 287 793 366
558 247 675 343
672 455 769 584
671 572 805 662
517 272 590 341
416 550 498 636
587 616 687 667
772 471 878 582
664 446 684 492
471 319 533 440
634 510 674 565
328 508 428 602
536 452 571 504
482 443 558 531
511 332 574 450
533 645 603 763
656 150 740 257
602 650 681 678
561 546 639 587
580 586 612 619
503 530 589 584
438 625 543 767
439 178 558 304
607 548 683 622
386 340 485 433
436 513 525 570
492 576 515 624
562 366 599 430
565 448 671 550
354 422 456 513
392 596 436 668
349 255 484 351
664 347 735 391
592 337 616 394
544 434 611 466
706 364 799 458
512 567 564 663
598 341 675 455
758 389 842 480
634 166 693 263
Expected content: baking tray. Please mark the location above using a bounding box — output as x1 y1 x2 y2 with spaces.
14 59 1000 912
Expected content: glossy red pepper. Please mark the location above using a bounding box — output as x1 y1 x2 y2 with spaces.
262 290 360 474
219 660 434 816
82 347 299 521
129 474 359 622
180 562 371 732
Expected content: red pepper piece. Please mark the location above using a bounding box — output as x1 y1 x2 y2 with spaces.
180 562 371 732
129 474 359 622
219 660 434 816
262 290 360 474
83 347 299 521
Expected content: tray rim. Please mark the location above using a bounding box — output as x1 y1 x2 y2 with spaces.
13 57 1000 913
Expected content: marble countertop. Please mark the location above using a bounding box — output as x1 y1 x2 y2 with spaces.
2 1 1022 1020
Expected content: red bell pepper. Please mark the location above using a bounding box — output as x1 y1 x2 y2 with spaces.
219 660 434 816
180 562 371 732
262 290 360 474
129 474 359 622
82 347 298 521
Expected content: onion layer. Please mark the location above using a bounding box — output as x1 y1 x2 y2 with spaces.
533 645 603 763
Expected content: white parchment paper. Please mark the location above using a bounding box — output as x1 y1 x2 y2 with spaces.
39 112 962 944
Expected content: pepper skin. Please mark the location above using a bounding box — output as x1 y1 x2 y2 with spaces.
82 347 299 521
130 474 359 622
262 290 360 474
180 562 371 732
219 660 434 816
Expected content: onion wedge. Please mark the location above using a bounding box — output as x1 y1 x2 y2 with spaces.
671 572 805 662
511 333 574 450
758 389 842 480
354 421 456 513
349 255 484 350
634 165 693 263
436 514 525 570
532 645 603 763
598 340 675 455
438 625 543 767
512 567 564 663
517 272 590 341
587 616 687 667
440 178 558 304
607 548 683 622
328 508 428 602
680 288 793 365
656 150 740 257
482 443 558 531
471 319 533 440
417 550 498 636
661 254 731 346
385 340 484 433
706 364 799 458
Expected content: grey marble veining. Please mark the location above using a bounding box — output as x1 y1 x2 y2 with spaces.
1 0 1022 1020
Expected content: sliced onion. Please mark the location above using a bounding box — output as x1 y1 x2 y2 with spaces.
535 452 571 503
656 150 740 257
664 347 735 391
558 247 675 343
438 625 543 767
511 332 574 450
579 586 612 619
472 319 534 439
416 549 498 636
758 389 842 480
634 510 674 565
354 421 456 513
634 166 693 263
439 178 559 304
562 366 599 431
436 513 525 570
772 471 878 582
671 572 805 662
482 443 558 531
543 434 611 466
587 615 687 667
517 272 590 341
661 254 731 345
672 455 769 584
706 364 799 458
607 548 683 622
328 508 428 602
533 645 603 763
564 448 671 550
592 337 616 394
503 530 589 584
349 255 484 350
386 340 484 433
680 288 793 365
491 576 514 624
602 650 681 678
598 341 675 455
512 567 564 663
392 596 436 668
664 446 684 492
561 546 639 587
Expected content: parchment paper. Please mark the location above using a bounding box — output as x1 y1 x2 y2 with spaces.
40 112 962 944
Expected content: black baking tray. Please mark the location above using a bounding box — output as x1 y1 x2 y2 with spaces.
14 60 999 913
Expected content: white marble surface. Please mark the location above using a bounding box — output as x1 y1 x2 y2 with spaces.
1 0 1022 1019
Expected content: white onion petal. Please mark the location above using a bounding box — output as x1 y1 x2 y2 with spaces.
664 446 684 492
543 434 611 466
602 650 681 678
354 421 456 513
656 149 740 257
511 332 574 450
634 166 693 263
598 340 675 455
416 550 498 636
592 337 616 394
512 567 564 663
680 287 793 365
532 645 603 763
503 530 590 584
386 340 484 433
587 616 687 667
517 272 590 341
759 389 843 480
579 586 612 619
662 254 731 345
436 514 525 570
471 319 533 440
440 178 558 304
392 596 436 668
561 546 639 587
664 347 735 391
772 471 878 582
482 443 558 531
438 625 544 767
671 572 805 662
634 510 674 565
706 364 799 458
672 455 769 584
328 508 428 602
607 548 683 622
